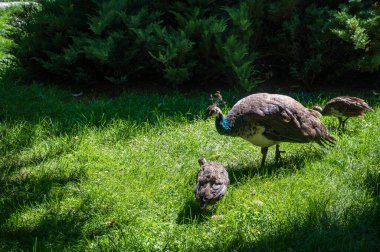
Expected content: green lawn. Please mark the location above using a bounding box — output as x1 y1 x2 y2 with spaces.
0 78 379 251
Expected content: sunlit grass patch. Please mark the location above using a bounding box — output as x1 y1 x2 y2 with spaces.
0 79 379 251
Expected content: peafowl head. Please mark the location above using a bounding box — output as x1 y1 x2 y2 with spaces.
311 106 323 113
198 156 207 166
204 104 223 120
204 91 224 120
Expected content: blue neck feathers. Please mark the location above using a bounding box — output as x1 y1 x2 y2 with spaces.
216 116 232 135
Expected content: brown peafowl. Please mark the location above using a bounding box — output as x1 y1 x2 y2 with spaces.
194 157 229 209
312 96 373 131
205 92 336 167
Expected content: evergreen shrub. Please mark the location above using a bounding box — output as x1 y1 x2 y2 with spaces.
8 0 380 90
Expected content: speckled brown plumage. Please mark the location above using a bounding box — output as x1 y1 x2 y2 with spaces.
205 93 336 166
228 93 335 144
318 96 373 130
194 157 229 209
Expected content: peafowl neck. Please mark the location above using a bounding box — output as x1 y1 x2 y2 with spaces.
215 112 232 135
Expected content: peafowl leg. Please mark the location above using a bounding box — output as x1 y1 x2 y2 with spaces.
275 144 285 163
342 118 349 131
260 147 268 167
337 118 343 132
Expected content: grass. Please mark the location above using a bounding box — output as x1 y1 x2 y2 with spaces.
0 78 379 251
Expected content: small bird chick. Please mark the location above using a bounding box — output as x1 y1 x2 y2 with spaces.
194 157 229 209
312 96 373 131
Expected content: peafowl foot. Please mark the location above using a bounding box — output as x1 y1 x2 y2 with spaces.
275 144 285 163
260 147 268 167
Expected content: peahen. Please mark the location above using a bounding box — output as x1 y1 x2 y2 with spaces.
194 157 229 209
312 96 373 131
205 92 336 167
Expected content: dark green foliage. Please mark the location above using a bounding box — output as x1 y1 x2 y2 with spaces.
263 0 380 86
7 0 380 90
329 1 380 73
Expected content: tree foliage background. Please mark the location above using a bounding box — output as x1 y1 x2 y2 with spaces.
7 0 380 90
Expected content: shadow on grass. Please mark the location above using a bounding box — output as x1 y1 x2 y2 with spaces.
0 81 378 250
0 144 74 175
227 203 380 251
0 81 231 249
0 203 88 250
224 163 380 252
0 80 220 132
227 146 326 185
176 198 214 225
0 80 378 140
0 164 87 250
